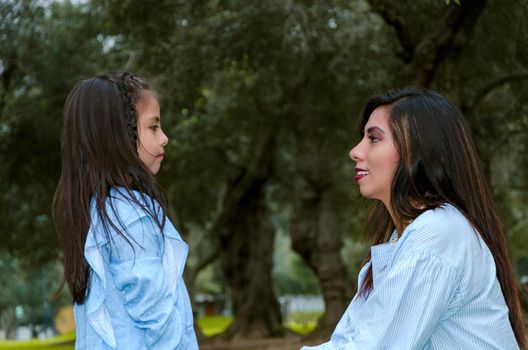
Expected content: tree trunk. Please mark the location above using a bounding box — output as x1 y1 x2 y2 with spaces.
291 168 349 339
219 186 282 339
213 129 284 340
290 117 349 339
3 308 17 339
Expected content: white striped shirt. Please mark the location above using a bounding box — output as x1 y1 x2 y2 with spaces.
302 204 519 350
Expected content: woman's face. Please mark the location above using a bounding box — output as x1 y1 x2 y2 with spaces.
349 106 399 208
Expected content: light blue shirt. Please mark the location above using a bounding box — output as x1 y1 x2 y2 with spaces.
73 188 198 349
302 204 518 350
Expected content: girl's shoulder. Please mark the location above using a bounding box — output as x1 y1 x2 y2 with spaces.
88 187 162 241
109 186 154 205
106 186 161 222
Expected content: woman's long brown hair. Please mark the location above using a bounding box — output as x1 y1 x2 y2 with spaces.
357 87 525 348
53 73 167 304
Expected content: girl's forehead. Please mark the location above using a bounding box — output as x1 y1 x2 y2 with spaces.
136 92 159 109
138 90 158 102
136 94 160 117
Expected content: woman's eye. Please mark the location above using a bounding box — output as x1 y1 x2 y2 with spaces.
368 135 380 143
150 125 160 131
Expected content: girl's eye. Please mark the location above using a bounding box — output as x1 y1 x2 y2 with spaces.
150 125 160 131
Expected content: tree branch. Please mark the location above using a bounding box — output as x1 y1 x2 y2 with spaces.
466 71 528 113
412 0 486 86
367 0 415 60
0 58 17 118
368 0 487 86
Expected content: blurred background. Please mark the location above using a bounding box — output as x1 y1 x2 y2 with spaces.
1 0 528 348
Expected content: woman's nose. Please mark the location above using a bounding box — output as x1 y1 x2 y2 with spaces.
349 142 362 162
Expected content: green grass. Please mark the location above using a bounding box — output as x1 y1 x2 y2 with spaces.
0 332 75 350
195 312 321 336
197 315 233 336
285 311 322 335
0 313 321 348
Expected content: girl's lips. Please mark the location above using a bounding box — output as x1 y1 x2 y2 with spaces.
156 154 165 160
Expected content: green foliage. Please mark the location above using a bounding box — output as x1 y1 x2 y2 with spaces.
273 231 321 296
0 0 125 264
0 250 68 339
193 262 224 295
0 0 125 333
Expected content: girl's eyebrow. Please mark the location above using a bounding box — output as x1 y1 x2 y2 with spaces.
366 126 385 134
148 116 160 123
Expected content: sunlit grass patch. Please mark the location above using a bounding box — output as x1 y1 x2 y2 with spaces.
198 315 233 336
0 332 74 349
196 312 322 337
285 311 322 335
0 312 322 347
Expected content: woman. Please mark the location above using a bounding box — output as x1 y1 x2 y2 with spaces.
302 87 525 349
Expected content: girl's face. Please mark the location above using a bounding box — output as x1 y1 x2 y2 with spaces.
349 106 399 208
136 95 169 174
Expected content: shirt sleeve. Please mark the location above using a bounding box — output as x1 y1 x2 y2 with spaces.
107 213 187 349
304 249 459 350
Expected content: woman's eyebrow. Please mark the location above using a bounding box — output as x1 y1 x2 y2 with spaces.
366 126 385 134
147 116 160 123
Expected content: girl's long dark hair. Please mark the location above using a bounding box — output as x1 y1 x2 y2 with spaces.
358 87 525 348
53 72 167 304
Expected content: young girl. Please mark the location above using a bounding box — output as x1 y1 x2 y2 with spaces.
54 72 198 349
303 87 525 349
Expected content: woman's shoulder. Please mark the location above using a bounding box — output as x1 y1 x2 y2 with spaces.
411 203 474 235
399 204 483 267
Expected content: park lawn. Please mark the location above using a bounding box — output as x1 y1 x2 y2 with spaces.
196 312 321 336
0 313 320 348
285 311 322 335
198 315 233 336
0 332 75 349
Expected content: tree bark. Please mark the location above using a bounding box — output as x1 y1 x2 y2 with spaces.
290 109 349 339
368 0 487 87
2 308 17 339
291 175 349 339
460 71 528 180
212 128 284 340
0 57 17 118
186 245 221 343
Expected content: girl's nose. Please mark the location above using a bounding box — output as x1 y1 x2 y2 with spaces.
161 130 169 147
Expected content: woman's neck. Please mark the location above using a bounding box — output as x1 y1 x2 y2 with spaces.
385 200 427 238
385 200 421 237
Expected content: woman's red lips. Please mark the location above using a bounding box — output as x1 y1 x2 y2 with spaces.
156 153 165 159
354 167 369 181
